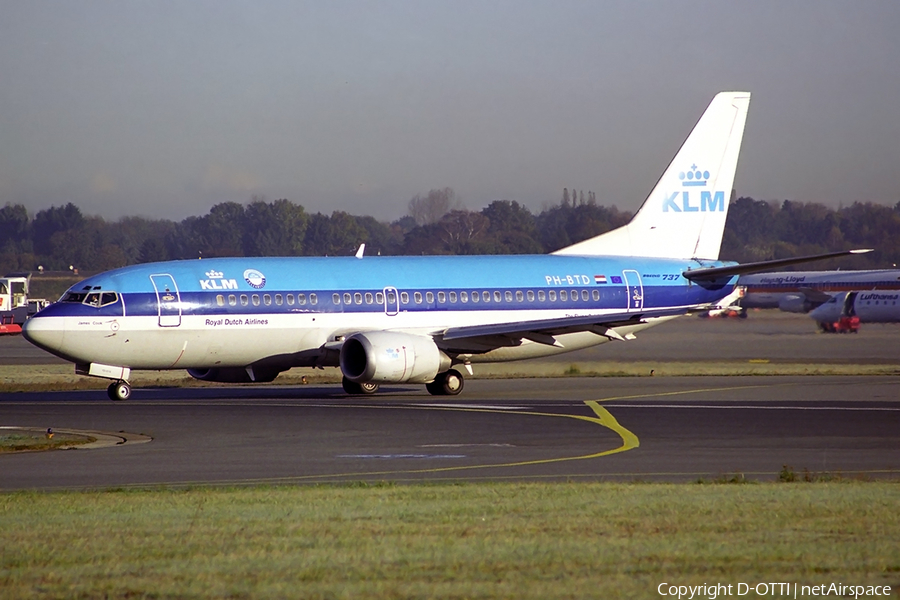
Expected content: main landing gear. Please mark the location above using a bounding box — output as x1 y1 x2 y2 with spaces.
341 369 465 396
426 369 464 396
107 380 131 401
342 377 380 395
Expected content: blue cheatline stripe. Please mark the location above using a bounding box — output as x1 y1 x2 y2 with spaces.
42 283 725 319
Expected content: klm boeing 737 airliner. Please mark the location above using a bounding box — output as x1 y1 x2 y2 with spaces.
21 92 868 400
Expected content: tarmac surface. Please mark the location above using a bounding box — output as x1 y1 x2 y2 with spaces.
1 377 898 489
1 312 898 490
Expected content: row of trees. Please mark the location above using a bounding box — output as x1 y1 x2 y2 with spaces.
2 190 899 275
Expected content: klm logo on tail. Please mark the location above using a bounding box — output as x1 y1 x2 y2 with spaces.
662 165 725 213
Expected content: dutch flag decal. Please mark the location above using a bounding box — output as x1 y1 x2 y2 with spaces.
594 275 607 284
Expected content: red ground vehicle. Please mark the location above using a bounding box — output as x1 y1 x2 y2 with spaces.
819 315 860 333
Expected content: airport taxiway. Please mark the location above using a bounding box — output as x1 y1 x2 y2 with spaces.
1 376 898 490
2 312 898 490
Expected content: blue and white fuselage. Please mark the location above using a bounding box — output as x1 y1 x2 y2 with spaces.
25 91 757 399
26 253 736 370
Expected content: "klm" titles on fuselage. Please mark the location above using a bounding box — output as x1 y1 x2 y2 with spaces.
662 191 725 212
200 278 239 290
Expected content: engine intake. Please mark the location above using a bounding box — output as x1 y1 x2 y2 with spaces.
340 331 450 384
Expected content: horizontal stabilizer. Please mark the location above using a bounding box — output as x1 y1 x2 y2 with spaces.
683 249 874 281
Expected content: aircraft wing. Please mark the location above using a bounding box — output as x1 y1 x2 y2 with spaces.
436 307 689 353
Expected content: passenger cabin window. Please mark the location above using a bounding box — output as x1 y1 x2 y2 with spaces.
494 291 502 303
275 294 283 306
252 294 260 306
286 294 294 305
425 292 434 304
482 291 490 302
376 292 384 304
549 291 557 301
333 293 341 304
400 292 409 304
241 295 249 306
263 294 271 305
516 291 524 302
216 295 225 307
471 292 479 303
460 291 468 303
354 292 362 305
560 290 568 301
449 292 457 303
414 292 423 304
527 290 534 302
538 290 546 302
343 293 352 305
367 292 375 304
437 292 446 303
592 290 600 301
504 291 513 302
582 290 589 301
229 294 237 306
309 293 317 305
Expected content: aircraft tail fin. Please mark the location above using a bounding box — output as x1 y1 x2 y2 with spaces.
553 91 750 260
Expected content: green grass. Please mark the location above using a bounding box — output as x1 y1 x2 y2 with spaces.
1 483 898 599
0 430 95 453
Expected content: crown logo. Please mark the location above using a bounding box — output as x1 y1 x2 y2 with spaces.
205 270 224 279
679 164 709 187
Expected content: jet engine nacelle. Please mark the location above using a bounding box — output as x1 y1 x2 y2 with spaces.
778 294 811 313
340 331 451 384
187 366 280 384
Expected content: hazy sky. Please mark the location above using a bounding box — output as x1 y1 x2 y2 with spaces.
2 1 898 222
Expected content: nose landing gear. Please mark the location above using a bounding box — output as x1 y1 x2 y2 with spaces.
107 380 132 401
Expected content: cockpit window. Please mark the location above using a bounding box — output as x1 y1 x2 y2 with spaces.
67 291 118 307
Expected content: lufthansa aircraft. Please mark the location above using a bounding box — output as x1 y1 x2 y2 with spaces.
22 92 868 400
809 290 900 331
739 269 900 313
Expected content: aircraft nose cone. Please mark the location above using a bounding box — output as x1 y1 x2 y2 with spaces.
809 305 834 322
22 316 65 354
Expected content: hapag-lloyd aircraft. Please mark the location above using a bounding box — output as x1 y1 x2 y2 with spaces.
738 269 900 313
22 92 868 400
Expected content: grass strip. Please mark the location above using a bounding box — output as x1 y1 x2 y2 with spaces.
0 429 95 453
1 482 898 599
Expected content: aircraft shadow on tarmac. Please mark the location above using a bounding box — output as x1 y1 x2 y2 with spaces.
0 385 424 403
